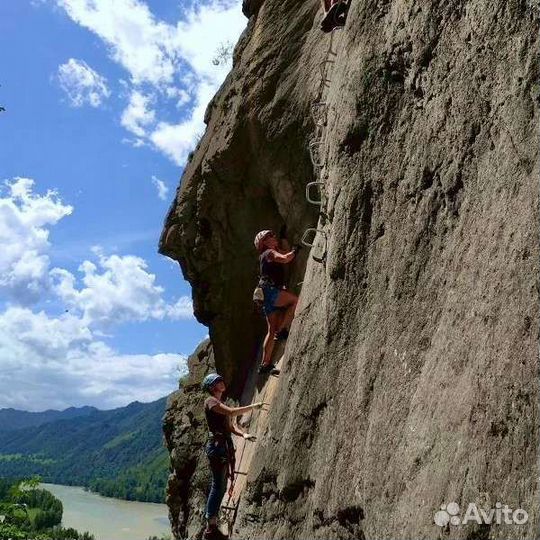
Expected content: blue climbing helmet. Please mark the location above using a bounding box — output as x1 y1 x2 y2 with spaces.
201 373 224 392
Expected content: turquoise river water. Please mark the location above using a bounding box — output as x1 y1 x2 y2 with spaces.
40 483 171 540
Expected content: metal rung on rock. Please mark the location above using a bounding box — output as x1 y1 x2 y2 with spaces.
313 116 326 131
311 101 327 114
306 181 324 205
309 139 323 168
319 59 335 85
234 471 248 476
301 228 328 264
302 228 323 247
319 58 335 72
314 123 325 141
311 102 328 126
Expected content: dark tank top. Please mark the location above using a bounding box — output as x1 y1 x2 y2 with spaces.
205 396 228 436
259 249 285 287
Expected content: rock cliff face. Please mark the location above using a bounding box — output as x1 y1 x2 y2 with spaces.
161 0 539 538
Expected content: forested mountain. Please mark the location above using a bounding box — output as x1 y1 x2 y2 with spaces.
0 406 97 432
0 397 170 503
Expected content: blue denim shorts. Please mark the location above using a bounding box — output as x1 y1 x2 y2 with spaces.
262 284 280 316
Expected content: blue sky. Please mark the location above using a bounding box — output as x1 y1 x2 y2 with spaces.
0 0 246 411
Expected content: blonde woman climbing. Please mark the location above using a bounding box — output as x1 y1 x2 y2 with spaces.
253 229 299 375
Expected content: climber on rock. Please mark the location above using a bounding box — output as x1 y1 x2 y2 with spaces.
253 229 299 375
320 0 350 33
201 373 264 540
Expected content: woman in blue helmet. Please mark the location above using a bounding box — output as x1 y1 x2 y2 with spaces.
201 373 264 540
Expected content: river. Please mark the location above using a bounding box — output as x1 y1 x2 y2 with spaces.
40 483 171 540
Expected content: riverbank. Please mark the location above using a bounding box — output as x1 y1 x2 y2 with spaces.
41 483 170 540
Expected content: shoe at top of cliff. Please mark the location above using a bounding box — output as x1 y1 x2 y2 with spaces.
321 0 350 33
242 0 264 18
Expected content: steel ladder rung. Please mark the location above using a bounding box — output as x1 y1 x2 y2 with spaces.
301 228 328 263
306 181 324 206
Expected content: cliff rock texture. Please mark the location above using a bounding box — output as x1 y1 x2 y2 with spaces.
161 0 539 538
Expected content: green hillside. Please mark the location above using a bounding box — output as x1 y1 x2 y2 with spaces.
0 406 97 432
0 398 170 503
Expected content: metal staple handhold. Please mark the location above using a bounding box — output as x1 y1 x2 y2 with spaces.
301 228 328 263
306 181 324 205
311 102 328 128
319 56 335 84
311 101 327 117
309 139 323 168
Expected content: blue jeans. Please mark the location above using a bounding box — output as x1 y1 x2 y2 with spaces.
205 440 230 519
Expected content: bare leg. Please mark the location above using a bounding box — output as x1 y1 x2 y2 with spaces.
274 290 298 333
262 313 280 366
280 303 296 332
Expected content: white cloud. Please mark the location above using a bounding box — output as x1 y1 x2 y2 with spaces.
0 307 92 363
51 252 193 327
0 306 187 410
149 82 213 165
166 296 193 320
57 58 110 107
0 178 72 304
54 0 247 164
121 90 155 137
174 4 243 85
151 175 169 201
56 0 178 87
0 178 195 410
166 87 191 108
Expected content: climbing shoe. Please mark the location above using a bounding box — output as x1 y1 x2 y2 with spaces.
203 526 228 540
258 363 280 375
320 2 341 32
274 328 289 342
334 0 350 25
320 1 347 32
